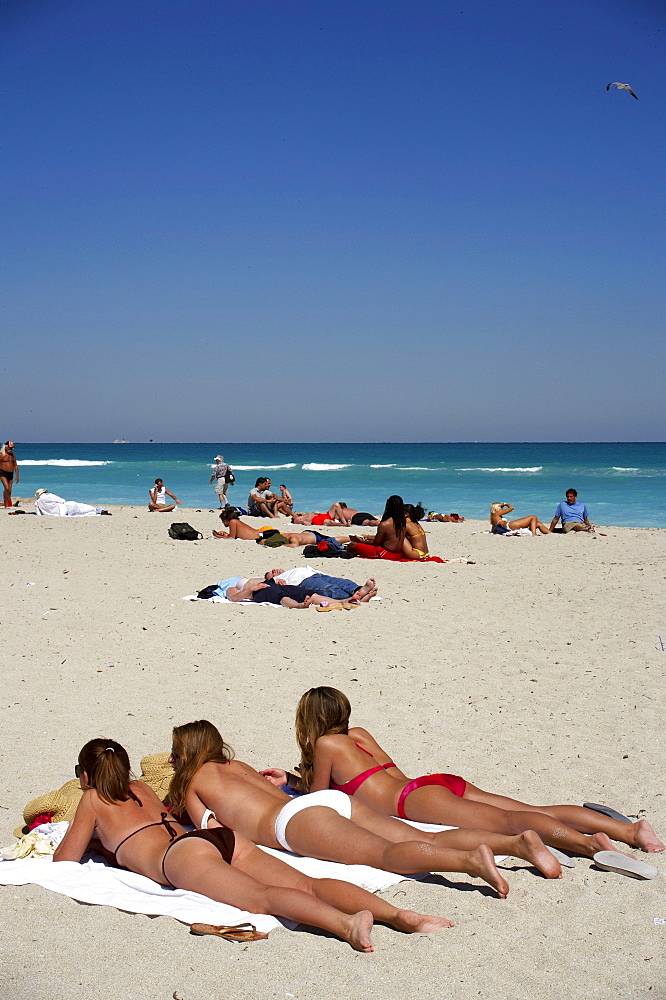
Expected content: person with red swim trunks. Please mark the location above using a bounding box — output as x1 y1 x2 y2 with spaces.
345 494 408 559
262 687 665 865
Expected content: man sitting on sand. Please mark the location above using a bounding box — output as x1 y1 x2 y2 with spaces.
248 478 292 518
148 478 181 512
549 489 595 533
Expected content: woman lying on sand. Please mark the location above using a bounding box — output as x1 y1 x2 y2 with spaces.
490 503 550 536
264 688 664 863
52 738 456 952
169 720 568 897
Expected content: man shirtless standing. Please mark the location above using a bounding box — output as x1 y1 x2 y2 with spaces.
0 441 19 508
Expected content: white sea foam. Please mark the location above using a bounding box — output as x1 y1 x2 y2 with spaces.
20 459 113 467
612 467 639 472
302 463 351 471
456 466 543 473
232 464 298 471
370 464 396 468
397 466 437 471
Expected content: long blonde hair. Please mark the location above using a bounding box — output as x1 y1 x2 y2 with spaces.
295 687 351 792
168 720 234 815
489 502 505 516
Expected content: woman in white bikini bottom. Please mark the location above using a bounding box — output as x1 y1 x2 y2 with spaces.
202 789 352 852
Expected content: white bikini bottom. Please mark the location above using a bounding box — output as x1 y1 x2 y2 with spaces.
274 790 353 852
200 790 352 853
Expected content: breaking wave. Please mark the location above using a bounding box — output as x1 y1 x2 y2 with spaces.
231 464 297 471
20 459 113 467
302 463 351 471
456 466 543 473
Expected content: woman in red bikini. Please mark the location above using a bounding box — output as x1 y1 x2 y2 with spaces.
263 687 664 862
53 737 456 951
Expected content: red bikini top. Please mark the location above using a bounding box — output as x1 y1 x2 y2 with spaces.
330 742 397 796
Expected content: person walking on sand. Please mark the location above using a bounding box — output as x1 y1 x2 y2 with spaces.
208 455 233 507
148 478 181 512
0 441 19 508
549 489 595 533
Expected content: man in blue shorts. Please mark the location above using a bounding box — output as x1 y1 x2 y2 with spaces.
549 489 594 533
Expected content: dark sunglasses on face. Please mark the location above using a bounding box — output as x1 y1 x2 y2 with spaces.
74 764 83 778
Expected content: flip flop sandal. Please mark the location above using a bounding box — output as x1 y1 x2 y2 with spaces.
583 802 632 824
545 845 576 868
190 922 269 941
592 851 658 880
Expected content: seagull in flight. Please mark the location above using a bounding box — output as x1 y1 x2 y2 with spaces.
606 82 638 100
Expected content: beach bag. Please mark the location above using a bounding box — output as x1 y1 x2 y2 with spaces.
225 468 236 484
302 543 354 560
168 522 203 541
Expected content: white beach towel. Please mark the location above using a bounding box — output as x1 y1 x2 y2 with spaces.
0 820 506 934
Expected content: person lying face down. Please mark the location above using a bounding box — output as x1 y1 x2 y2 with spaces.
280 686 664 864
168 719 517 899
53 739 449 952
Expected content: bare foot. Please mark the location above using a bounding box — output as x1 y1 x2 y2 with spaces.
633 819 665 853
467 845 509 899
588 832 624 857
352 579 379 602
514 831 562 878
344 910 374 952
302 596 314 609
390 908 454 933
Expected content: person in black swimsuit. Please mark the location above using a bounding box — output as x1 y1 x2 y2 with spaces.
53 738 453 950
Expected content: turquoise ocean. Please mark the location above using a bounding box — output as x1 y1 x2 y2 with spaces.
13 443 666 528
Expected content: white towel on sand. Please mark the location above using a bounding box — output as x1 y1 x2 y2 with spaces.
0 821 506 933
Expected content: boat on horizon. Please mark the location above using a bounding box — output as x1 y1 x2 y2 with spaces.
113 438 130 444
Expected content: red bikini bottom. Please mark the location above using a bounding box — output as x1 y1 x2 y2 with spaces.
397 773 467 819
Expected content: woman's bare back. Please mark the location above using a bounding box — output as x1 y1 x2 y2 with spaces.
188 760 290 848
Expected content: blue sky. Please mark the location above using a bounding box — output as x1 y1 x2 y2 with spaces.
3 0 664 442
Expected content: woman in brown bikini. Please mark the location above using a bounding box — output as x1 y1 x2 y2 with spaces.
54 737 456 951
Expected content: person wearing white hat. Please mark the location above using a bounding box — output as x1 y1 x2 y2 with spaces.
34 488 108 516
208 454 232 506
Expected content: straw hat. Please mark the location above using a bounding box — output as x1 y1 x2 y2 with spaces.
17 779 83 837
139 752 173 802
15 752 173 838
35 488 48 498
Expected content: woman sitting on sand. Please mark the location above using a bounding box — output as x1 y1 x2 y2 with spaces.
263 688 664 866
402 504 430 559
490 503 551 536
213 507 263 540
167 720 570 895
52 738 456 952
345 495 409 561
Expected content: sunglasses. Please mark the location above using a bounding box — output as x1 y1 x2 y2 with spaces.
74 764 84 778
170 747 179 759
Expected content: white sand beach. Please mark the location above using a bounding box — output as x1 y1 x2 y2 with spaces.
1 505 664 1000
